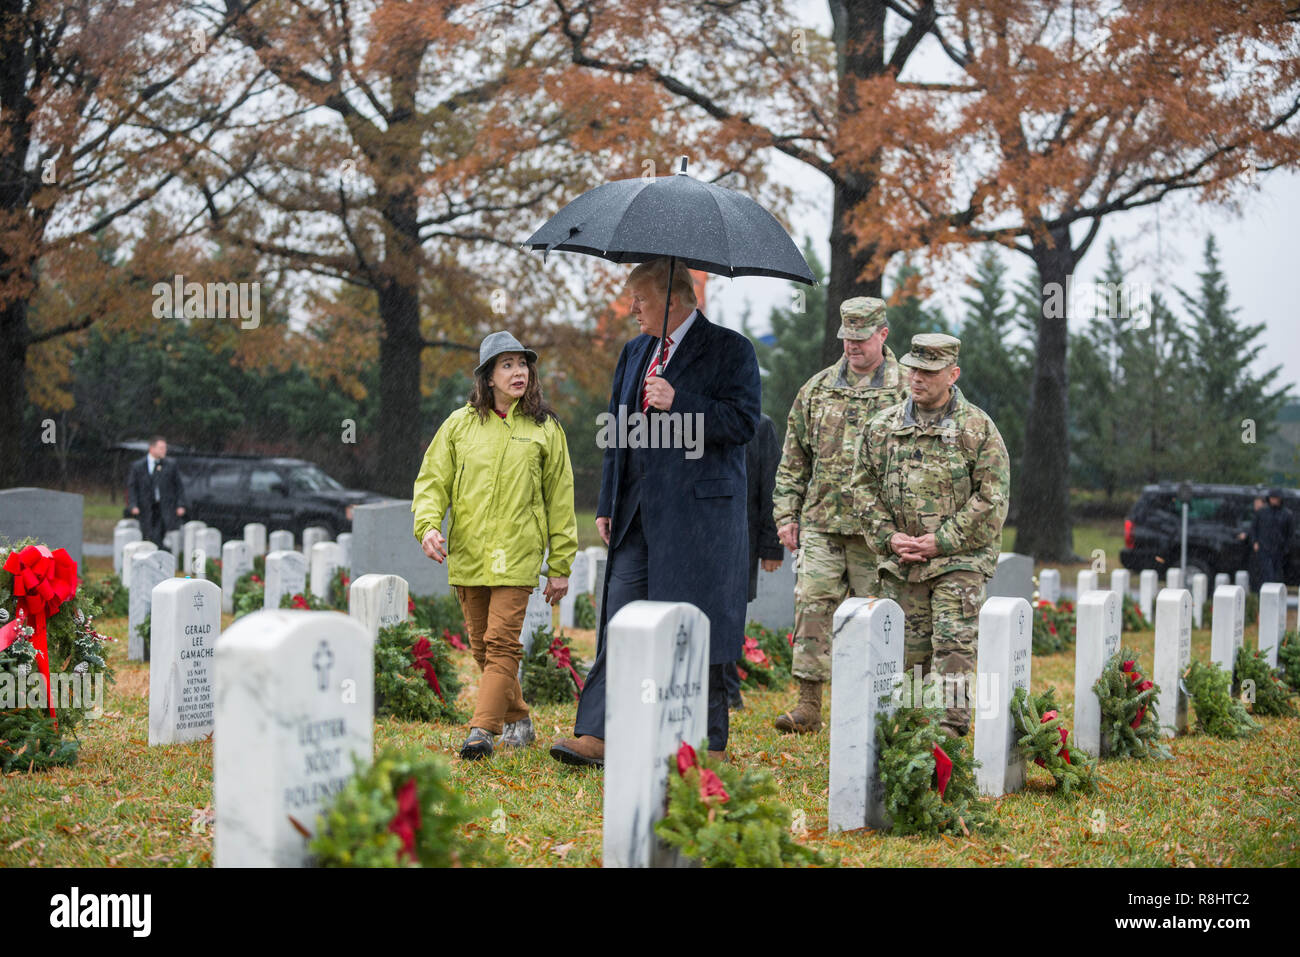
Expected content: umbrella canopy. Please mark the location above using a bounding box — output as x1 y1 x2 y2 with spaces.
525 160 815 286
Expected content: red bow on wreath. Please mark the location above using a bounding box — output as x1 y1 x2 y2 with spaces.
410 637 445 701
442 628 468 652
2 545 78 722
1036 709 1072 766
387 778 421 863
933 744 953 797
1121 661 1154 729
548 635 585 699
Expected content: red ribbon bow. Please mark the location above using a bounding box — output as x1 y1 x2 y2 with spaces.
547 635 585 699
3 545 78 721
387 778 421 863
442 628 467 651
933 744 953 798
1122 661 1153 728
698 767 730 804
1035 709 1072 766
410 637 444 701
676 742 697 776
742 636 770 667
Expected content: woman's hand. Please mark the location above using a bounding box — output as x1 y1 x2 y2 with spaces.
544 576 569 605
422 529 447 563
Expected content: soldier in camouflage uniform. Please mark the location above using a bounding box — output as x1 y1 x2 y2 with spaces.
854 333 1010 737
770 297 907 733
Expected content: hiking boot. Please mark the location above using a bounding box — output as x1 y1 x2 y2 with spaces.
773 679 824 734
459 727 494 760
549 735 605 767
500 716 536 749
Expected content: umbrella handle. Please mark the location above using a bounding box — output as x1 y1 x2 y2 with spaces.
660 255 675 367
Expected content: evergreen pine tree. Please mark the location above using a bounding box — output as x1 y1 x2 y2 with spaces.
885 258 953 350
1178 235 1291 483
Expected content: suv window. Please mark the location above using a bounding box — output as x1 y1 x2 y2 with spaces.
250 468 284 494
207 464 245 493
287 465 343 492
1145 493 1225 522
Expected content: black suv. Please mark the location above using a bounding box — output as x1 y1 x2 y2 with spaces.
1120 482 1299 587
115 443 388 540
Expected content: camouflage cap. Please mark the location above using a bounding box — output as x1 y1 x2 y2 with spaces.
836 297 887 340
899 333 960 371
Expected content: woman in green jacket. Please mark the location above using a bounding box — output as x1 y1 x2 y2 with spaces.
412 331 579 760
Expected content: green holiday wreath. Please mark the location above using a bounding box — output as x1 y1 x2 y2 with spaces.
1120 595 1148 633
876 707 997 837
1031 599 1076 654
1233 646 1296 717
1184 660 1259 739
1010 685 1097 796
310 747 504 867
737 621 794 690
573 592 597 630
1278 630 1300 692
520 625 587 705
373 621 464 723
1092 649 1170 760
654 741 826 868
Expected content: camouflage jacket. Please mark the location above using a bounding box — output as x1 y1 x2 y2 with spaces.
854 386 1010 582
772 347 906 535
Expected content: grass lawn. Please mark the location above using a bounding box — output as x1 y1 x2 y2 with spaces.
2 554 1297 868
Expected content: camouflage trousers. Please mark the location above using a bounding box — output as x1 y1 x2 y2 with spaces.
792 530 880 682
875 568 986 735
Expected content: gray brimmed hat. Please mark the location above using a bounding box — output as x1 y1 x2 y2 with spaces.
837 297 888 339
899 333 961 371
475 331 537 376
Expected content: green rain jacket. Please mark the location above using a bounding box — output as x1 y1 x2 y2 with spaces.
411 402 578 586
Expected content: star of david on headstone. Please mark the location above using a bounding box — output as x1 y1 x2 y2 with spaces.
313 641 334 692
193 592 205 611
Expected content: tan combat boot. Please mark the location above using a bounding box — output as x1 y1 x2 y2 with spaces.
774 679 823 733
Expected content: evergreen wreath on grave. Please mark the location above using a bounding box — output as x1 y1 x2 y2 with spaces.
79 574 129 618
1201 593 1259 631
310 746 503 867
1233 647 1296 718
1183 660 1259 739
1120 595 1148 633
251 553 265 578
410 593 467 644
1031 599 1076 654
373 621 464 723
280 591 332 611
573 592 597 630
520 625 587 704
203 558 221 583
328 568 351 611
1092 649 1170 760
1278 630 1300 692
135 612 151 661
1010 686 1097 796
737 621 793 689
876 707 997 837
232 572 264 617
0 539 114 773
655 742 827 868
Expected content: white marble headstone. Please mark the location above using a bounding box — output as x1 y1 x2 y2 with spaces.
1166 568 1183 591
1152 588 1191 738
310 542 345 601
348 573 410 642
182 520 207 573
335 532 352 570
1234 570 1250 593
214 611 374 867
1258 583 1286 669
602 601 709 869
114 526 142 575
221 540 254 615
194 528 222 579
828 597 905 833
149 577 221 745
1139 569 1158 621
1110 569 1131 605
121 540 157 587
1038 569 1060 605
1191 573 1208 629
1073 590 1121 757
264 550 308 610
1214 572 1230 590
116 517 141 532
519 577 552 656
593 555 608 625
244 523 268 558
974 597 1032 797
269 530 294 553
302 525 331 557
560 552 591 628
163 529 182 556
1209 584 1245 673
1076 569 1099 598
582 546 606 593
129 549 176 662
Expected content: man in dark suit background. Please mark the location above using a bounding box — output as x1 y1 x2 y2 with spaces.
126 436 189 548
725 413 785 709
550 258 761 766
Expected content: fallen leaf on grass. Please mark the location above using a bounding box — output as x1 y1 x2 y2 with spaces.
8 837 29 851
551 841 575 860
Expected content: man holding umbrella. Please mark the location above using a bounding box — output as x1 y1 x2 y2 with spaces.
549 257 761 766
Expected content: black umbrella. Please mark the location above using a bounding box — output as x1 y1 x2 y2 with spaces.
525 158 815 363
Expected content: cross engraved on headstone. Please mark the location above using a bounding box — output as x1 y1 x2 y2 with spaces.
882 614 892 642
674 624 688 661
313 641 334 692
1018 609 1025 631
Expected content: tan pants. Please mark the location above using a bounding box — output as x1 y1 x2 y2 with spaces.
455 585 531 735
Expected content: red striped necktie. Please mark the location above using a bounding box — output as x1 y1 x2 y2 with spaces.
642 336 673 412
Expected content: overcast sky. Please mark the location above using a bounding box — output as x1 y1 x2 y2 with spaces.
707 6 1300 401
